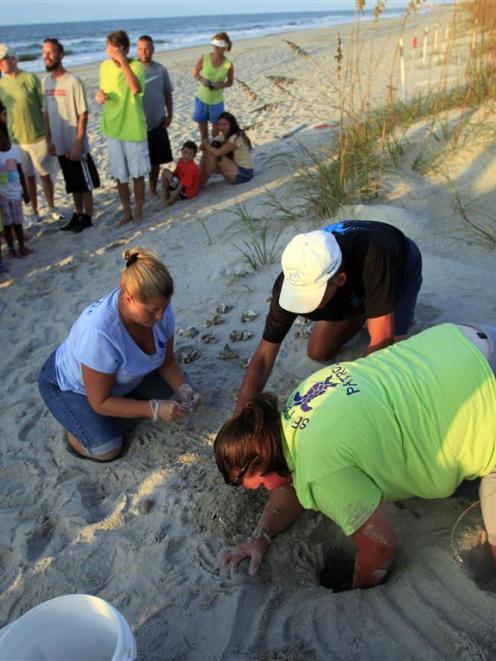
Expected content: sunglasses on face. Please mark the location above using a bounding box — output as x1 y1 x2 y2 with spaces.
228 455 256 487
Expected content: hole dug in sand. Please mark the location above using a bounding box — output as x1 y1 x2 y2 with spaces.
451 502 496 593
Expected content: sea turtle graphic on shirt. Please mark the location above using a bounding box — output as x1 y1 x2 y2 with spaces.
291 375 339 412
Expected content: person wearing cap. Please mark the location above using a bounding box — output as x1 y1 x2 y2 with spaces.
216 322 496 590
235 220 422 412
192 32 234 141
0 43 63 224
136 35 174 197
42 38 100 233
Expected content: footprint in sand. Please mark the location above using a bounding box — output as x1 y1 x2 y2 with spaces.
18 410 43 443
77 479 107 524
415 301 442 322
26 517 56 562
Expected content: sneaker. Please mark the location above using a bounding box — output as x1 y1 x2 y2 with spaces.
24 212 41 229
8 247 20 258
60 212 81 232
72 213 93 233
49 208 65 221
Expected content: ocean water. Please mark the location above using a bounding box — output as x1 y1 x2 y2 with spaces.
0 9 406 72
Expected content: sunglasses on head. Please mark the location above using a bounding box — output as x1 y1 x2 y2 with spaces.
228 455 256 487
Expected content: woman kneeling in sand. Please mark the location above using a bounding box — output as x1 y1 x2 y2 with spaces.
215 323 496 590
39 247 200 461
200 112 253 188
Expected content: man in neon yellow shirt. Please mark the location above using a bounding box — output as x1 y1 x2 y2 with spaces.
96 31 149 226
215 323 496 590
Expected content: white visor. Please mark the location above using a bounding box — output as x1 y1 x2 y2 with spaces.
211 38 228 48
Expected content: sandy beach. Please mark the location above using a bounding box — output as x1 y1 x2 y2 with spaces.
2 3 496 659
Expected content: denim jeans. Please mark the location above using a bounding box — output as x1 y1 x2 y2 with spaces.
39 350 174 457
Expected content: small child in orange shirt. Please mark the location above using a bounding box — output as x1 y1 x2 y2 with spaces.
161 141 200 207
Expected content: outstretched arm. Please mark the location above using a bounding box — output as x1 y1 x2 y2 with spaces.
235 339 281 413
220 484 302 576
351 502 397 588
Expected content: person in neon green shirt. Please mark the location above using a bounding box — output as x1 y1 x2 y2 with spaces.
96 31 149 226
192 32 234 141
215 323 496 590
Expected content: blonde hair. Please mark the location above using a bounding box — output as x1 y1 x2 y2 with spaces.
212 31 232 51
120 247 174 301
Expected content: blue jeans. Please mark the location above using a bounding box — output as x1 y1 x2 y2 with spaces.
394 238 423 335
38 350 174 457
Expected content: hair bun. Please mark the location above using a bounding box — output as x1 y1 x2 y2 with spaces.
123 249 140 267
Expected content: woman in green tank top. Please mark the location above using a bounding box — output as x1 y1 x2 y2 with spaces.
192 32 234 141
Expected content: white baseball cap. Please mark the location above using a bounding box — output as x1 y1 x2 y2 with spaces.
0 44 15 60
279 230 342 313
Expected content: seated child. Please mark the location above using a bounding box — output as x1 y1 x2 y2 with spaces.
161 141 200 207
0 119 32 259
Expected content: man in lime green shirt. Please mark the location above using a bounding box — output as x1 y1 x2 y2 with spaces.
215 323 496 590
96 31 149 226
0 44 62 224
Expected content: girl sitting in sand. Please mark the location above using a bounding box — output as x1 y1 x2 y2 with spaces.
200 112 253 188
192 32 234 141
39 247 200 462
215 323 496 590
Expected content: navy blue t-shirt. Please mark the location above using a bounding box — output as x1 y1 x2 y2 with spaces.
263 221 409 344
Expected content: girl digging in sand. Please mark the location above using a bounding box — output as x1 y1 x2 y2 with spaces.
39 247 200 461
215 323 496 591
192 32 234 141
0 118 32 260
200 112 253 188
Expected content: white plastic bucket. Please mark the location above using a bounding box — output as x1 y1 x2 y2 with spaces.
0 594 136 661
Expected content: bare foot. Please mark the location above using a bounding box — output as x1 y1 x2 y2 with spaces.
19 246 34 257
134 216 143 225
116 216 133 228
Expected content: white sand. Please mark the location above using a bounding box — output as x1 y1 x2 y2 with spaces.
2 4 496 659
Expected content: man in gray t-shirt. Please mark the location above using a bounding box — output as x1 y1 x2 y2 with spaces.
42 38 100 233
137 35 174 196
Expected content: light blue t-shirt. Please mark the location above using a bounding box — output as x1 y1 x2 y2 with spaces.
55 288 175 396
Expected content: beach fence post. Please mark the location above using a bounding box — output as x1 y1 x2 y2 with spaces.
399 38 406 100
444 23 450 42
433 23 438 52
422 27 429 66
471 18 478 53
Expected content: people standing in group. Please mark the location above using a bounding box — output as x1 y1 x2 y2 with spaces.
235 221 422 412
0 44 63 225
42 38 100 234
192 32 234 141
0 108 33 265
96 30 149 227
136 35 174 197
200 111 253 189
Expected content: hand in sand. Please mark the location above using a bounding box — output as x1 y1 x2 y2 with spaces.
158 399 191 423
176 383 201 409
219 536 270 578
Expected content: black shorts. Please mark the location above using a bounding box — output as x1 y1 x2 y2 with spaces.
58 153 100 194
168 175 188 199
147 125 173 166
